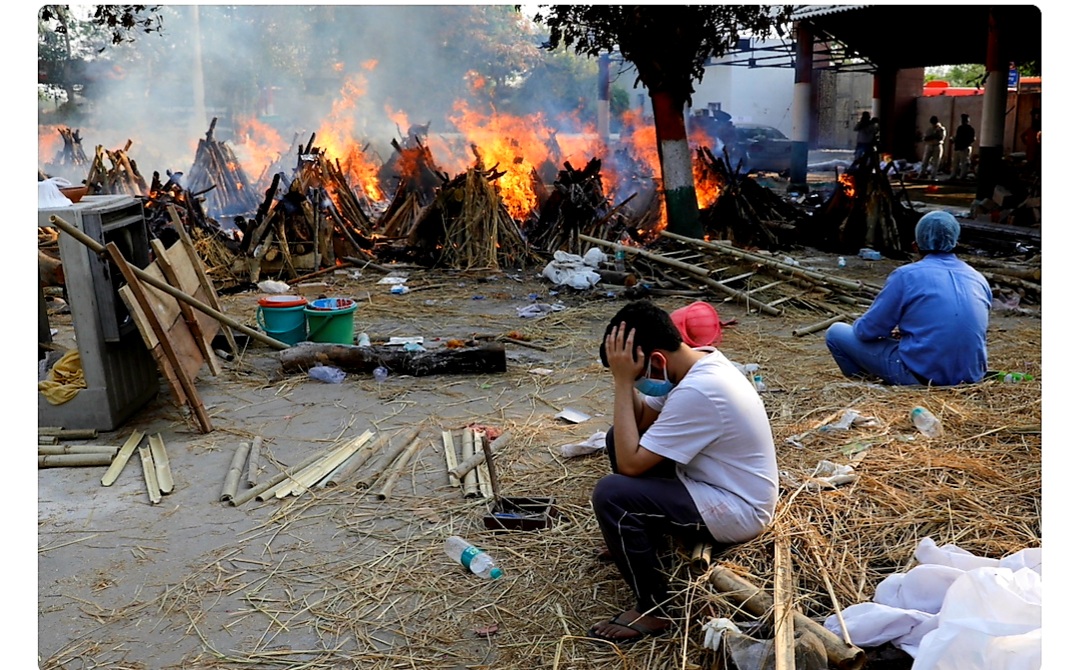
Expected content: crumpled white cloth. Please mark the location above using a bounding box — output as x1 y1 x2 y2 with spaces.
559 431 605 458
517 302 566 319
39 177 74 209
541 250 601 289
825 537 1041 668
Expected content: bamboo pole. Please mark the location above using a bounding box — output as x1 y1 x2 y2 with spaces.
138 443 161 504
233 447 335 507
39 445 118 456
792 313 857 338
39 454 113 468
247 436 263 487
373 435 426 500
101 431 145 486
660 230 884 295
277 430 374 497
39 427 98 440
578 234 783 316
323 432 387 487
449 431 513 481
773 536 796 670
474 430 493 498
39 436 59 445
442 430 460 488
461 429 479 499
708 565 866 670
49 214 290 350
479 431 502 501
148 433 173 494
220 442 252 502
356 428 421 490
690 542 713 573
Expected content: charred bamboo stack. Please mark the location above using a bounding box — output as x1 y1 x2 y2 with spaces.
85 142 149 197
529 158 611 256
408 161 534 270
185 118 261 218
696 146 803 250
53 126 89 167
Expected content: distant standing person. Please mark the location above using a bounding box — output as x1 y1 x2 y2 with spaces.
1020 107 1041 172
921 116 946 180
951 114 976 180
854 111 876 160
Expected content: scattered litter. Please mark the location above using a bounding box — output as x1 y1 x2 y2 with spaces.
377 276 408 285
403 342 426 352
257 280 291 294
308 365 345 384
701 617 741 651
473 623 499 638
517 303 566 319
357 333 371 347
388 337 423 346
858 248 883 261
555 407 591 424
529 368 554 376
390 285 410 295
559 431 606 458
541 250 602 289
820 409 879 431
805 460 858 490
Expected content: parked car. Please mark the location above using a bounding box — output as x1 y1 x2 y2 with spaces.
734 124 794 174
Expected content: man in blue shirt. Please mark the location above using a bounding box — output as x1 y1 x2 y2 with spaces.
825 211 992 386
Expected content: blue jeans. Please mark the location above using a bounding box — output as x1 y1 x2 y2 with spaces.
825 322 923 385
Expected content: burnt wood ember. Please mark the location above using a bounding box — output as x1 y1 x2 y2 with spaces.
185 118 261 218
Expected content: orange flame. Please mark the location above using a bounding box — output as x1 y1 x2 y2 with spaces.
362 59 378 71
38 125 64 163
233 116 287 179
838 172 856 198
447 101 558 220
315 74 384 201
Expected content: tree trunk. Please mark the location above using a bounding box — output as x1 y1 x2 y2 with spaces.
651 90 702 238
279 342 507 376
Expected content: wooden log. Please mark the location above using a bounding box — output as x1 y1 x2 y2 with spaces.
479 431 502 501
220 442 252 502
449 431 512 481
101 431 145 486
708 565 866 670
39 454 113 468
279 342 507 376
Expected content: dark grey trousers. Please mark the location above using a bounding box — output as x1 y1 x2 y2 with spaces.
592 428 714 616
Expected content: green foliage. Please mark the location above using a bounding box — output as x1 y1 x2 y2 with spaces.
39 5 164 47
536 5 794 103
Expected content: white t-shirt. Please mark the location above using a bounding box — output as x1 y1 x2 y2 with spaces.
639 349 778 542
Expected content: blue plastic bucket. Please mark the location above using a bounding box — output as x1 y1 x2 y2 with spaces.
305 298 358 344
257 295 308 346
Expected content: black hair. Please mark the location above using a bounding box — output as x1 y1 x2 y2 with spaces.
599 300 683 367
929 116 939 124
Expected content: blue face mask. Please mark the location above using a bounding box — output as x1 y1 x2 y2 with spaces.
634 358 674 397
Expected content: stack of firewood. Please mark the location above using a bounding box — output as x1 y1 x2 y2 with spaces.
52 127 89 167
528 157 613 256
85 141 149 197
376 137 447 239
185 118 261 218
408 161 534 270
696 146 803 250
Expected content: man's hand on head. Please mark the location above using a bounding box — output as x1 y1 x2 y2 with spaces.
604 322 645 385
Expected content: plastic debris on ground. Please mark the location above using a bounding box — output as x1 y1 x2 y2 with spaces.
377 276 408 285
307 365 345 383
786 408 880 449
824 537 1041 669
554 407 590 424
517 303 566 319
257 279 291 294
559 431 606 458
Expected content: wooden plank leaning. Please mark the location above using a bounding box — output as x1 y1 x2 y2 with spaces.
49 214 289 350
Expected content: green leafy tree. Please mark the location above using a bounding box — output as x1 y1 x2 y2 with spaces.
538 5 794 236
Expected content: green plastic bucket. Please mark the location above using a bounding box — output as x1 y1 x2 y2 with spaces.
305 298 358 344
256 296 308 346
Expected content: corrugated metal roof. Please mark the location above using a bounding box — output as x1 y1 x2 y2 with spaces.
791 5 867 20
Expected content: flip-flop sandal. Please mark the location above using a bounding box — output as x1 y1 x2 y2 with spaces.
586 612 668 646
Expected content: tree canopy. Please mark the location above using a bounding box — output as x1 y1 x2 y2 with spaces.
537 5 794 104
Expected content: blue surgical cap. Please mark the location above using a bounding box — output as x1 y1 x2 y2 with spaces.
915 211 960 252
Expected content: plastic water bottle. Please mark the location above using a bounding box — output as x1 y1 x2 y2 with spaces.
308 365 345 383
910 406 943 438
444 536 503 579
752 374 767 393
373 366 389 383
996 371 1034 383
614 232 630 272
837 256 847 269
357 332 371 347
